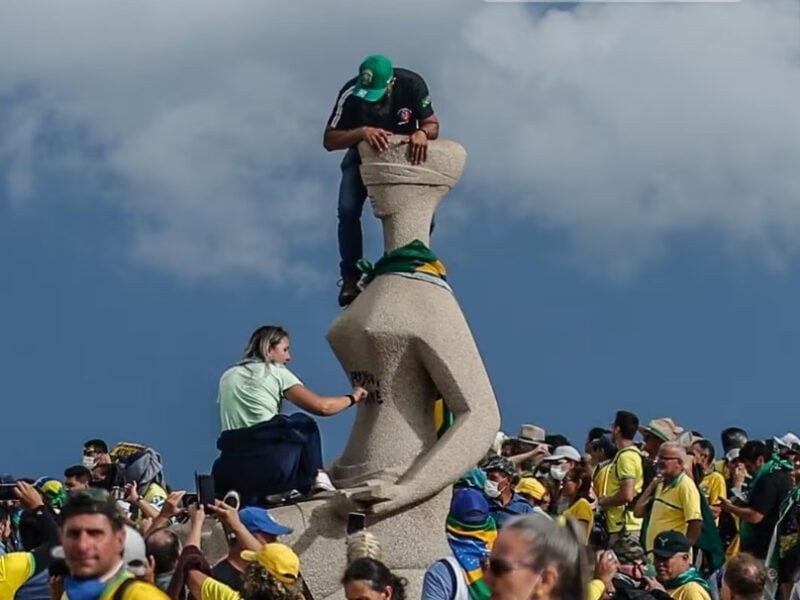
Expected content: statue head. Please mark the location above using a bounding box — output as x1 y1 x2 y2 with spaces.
358 140 467 219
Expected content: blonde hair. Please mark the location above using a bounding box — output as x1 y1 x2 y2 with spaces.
346 530 382 564
240 325 289 363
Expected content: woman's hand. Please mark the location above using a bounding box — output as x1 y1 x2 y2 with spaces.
351 387 369 403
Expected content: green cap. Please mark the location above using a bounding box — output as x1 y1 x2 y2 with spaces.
353 55 394 102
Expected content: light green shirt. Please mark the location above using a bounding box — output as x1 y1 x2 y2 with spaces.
218 361 302 431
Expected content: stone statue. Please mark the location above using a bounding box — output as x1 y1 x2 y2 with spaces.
257 139 500 599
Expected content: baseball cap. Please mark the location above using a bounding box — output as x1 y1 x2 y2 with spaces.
353 55 394 102
123 525 148 576
240 507 293 537
515 477 547 501
774 433 800 450
540 445 582 463
650 531 690 558
591 434 617 458
483 456 516 477
450 488 490 524
241 543 300 585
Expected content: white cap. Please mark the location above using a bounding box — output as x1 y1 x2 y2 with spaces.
541 445 582 463
726 448 741 462
491 431 509 454
123 525 147 576
774 433 800 449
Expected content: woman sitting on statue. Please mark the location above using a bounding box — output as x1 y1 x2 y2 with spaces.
212 325 367 504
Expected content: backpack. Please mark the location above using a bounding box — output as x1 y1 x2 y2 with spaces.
111 442 166 495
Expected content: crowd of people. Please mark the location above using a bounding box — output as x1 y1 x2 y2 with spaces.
2 411 799 600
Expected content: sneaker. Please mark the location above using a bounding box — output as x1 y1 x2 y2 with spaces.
223 490 240 511
312 471 337 493
338 277 361 307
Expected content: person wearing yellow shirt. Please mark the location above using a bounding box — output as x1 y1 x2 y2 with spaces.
589 434 616 500
187 542 304 600
691 439 727 522
598 411 644 543
558 467 595 544
58 488 168 600
0 481 60 598
633 442 702 555
649 531 712 600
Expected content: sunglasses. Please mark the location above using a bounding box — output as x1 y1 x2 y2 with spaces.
481 556 537 577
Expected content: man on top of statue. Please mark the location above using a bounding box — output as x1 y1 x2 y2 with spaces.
323 54 440 307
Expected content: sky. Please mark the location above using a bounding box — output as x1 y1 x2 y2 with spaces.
2 0 800 488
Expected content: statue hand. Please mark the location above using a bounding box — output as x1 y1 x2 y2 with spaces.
329 481 416 518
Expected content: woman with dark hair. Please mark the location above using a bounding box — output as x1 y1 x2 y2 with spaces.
213 325 368 503
342 558 407 600
559 467 594 544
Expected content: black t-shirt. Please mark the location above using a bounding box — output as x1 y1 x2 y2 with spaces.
327 67 434 135
211 559 243 593
741 469 793 559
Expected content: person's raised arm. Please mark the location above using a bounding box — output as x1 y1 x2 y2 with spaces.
149 490 186 531
206 501 261 552
15 482 59 575
285 384 368 417
124 483 161 522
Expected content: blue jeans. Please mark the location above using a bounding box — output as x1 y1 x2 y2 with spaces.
337 147 436 279
338 148 368 279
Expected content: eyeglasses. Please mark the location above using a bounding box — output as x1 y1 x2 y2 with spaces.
481 556 537 577
657 456 682 463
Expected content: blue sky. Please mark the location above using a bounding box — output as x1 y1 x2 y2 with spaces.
2 0 800 488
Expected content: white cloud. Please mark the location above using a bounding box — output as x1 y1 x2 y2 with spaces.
1 0 799 281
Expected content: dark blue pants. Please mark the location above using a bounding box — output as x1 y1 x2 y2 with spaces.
212 413 323 506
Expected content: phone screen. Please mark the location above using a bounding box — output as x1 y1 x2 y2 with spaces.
195 473 215 508
347 512 366 535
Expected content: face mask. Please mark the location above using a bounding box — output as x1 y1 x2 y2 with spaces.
484 480 502 499
550 464 568 481
64 576 107 600
82 456 96 469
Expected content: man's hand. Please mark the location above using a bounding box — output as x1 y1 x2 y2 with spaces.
15 481 44 510
732 463 747 488
595 550 618 586
143 556 156 584
408 130 428 165
124 483 139 503
188 503 205 527
362 127 392 152
720 497 735 513
159 490 186 520
207 499 241 528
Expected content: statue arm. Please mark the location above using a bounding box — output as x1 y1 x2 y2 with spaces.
361 335 500 515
